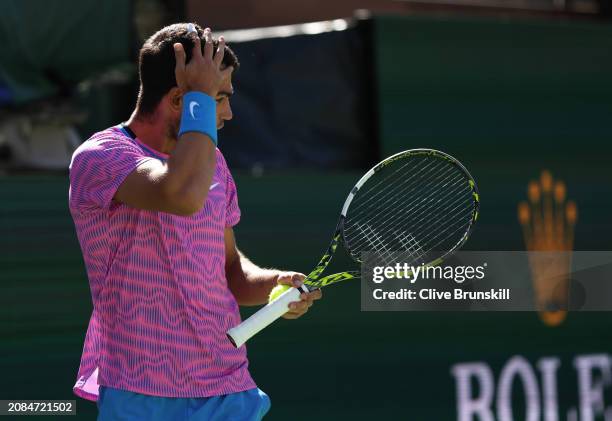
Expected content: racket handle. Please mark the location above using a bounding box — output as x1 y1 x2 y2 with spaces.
227 285 308 348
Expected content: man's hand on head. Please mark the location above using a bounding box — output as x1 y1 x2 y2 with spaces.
173 27 233 98
275 272 323 319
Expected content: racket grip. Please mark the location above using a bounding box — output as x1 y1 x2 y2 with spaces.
227 285 308 348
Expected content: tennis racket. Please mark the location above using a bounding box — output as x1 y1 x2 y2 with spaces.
227 148 480 347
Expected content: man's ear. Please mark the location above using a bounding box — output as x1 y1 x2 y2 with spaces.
168 87 183 112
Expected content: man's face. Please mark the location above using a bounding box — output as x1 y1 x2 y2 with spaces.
215 69 234 130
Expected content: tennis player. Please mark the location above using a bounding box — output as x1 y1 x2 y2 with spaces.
68 23 322 420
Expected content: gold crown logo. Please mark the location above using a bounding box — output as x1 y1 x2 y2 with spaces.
518 170 577 327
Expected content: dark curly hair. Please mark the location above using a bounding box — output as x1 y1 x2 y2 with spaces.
136 23 239 115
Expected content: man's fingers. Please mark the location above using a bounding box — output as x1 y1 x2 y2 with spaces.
191 32 203 61
173 43 186 87
291 273 305 287
276 272 306 288
283 301 308 319
214 36 226 66
282 288 320 319
299 293 318 308
204 28 214 60
276 273 294 286
285 301 314 318
174 42 186 64
289 300 308 312
301 289 322 302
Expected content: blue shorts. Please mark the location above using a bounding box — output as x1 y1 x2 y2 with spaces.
97 386 271 421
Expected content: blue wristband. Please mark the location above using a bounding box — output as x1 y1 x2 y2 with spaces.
178 91 218 145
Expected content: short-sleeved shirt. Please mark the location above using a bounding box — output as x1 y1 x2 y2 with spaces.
69 125 255 401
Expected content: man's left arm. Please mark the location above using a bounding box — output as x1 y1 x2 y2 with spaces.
224 227 322 318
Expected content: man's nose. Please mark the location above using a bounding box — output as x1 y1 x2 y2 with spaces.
223 105 233 121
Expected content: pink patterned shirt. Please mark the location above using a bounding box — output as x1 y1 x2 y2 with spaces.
69 126 255 400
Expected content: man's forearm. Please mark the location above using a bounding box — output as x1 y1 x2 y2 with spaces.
164 134 216 213
226 251 280 306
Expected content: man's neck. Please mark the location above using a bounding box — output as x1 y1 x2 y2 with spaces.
125 109 175 155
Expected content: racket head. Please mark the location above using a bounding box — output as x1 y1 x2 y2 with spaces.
339 148 479 268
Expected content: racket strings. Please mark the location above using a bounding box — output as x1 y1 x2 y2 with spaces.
348 190 475 256
348 155 434 210
347 206 474 267
347 201 474 264
348 158 446 218
347 158 467 225
383 183 474 242
364 211 474 268
349 171 467 232
351 213 474 270
348 165 460 226
346 169 472 250
355 223 397 266
343 155 476 265
394 229 427 264
411 202 475 251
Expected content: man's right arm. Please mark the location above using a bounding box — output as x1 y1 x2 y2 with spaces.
114 28 232 216
113 139 215 216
